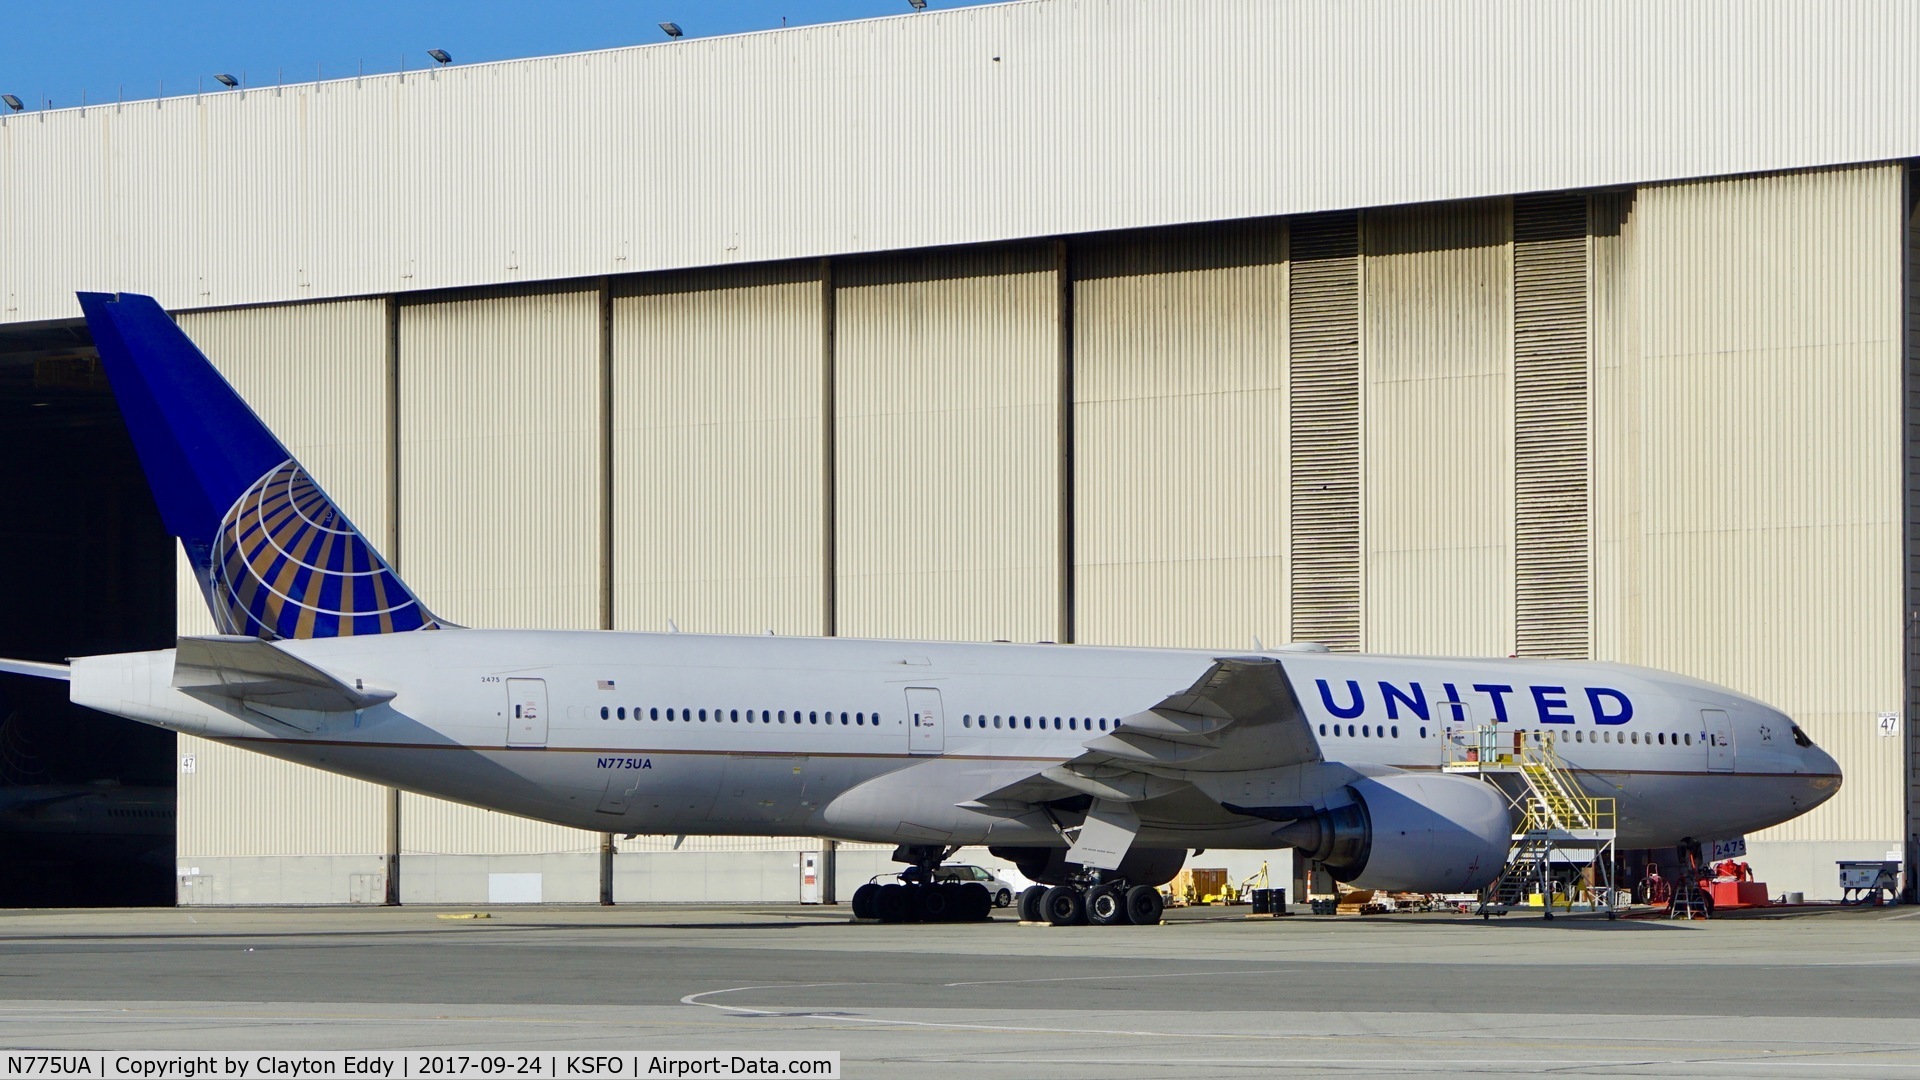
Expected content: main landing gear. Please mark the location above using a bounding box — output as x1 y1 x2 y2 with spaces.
850 845 995 924
1017 877 1164 926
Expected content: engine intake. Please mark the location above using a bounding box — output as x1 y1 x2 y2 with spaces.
1274 773 1511 893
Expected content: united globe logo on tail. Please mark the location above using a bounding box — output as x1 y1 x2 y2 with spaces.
210 460 438 639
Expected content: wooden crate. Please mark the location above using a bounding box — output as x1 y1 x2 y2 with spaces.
1171 868 1230 904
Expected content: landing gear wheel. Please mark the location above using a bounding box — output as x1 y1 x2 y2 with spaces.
919 884 953 922
875 883 909 923
1086 883 1131 926
994 888 1013 909
851 883 879 920
960 882 993 921
1042 885 1087 926
1018 885 1048 923
1124 884 1164 925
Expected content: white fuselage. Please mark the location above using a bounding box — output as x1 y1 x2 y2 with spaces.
71 630 1842 852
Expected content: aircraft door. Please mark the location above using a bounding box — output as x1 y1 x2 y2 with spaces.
906 687 945 756
1702 709 1734 772
507 678 550 747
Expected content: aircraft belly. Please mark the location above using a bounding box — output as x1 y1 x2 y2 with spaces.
1579 771 1834 848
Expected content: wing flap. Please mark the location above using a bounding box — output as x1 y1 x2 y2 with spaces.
962 656 1324 860
173 636 391 714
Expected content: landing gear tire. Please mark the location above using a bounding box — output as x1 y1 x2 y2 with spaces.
1086 883 1131 926
851 883 879 920
1042 885 1087 926
875 883 910 923
1124 884 1164 926
959 882 992 921
994 888 1013 909
1018 885 1048 923
919 884 953 922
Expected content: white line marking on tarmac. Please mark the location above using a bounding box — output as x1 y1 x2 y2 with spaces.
944 968 1293 988
678 985 1920 1067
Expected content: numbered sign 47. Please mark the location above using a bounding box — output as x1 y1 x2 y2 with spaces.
1879 712 1901 738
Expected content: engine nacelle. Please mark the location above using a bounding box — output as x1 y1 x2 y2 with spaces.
1274 773 1511 892
988 845 1187 888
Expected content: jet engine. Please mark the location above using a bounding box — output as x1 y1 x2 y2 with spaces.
1273 773 1511 893
988 844 1187 888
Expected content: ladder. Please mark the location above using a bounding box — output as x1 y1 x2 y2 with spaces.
1443 726 1619 919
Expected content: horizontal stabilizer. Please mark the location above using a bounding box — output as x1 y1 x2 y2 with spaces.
0 658 71 682
173 635 391 713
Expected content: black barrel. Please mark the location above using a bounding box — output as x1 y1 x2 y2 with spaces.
1249 888 1273 914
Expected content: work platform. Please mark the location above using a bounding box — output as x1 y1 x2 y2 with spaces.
1443 726 1619 919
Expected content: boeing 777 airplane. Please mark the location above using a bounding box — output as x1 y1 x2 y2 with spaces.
0 293 1842 924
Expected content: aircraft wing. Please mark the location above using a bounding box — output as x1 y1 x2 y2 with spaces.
173 636 392 714
975 655 1319 808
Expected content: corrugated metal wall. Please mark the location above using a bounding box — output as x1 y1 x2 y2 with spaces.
397 287 605 859
1361 200 1514 656
1907 163 1920 887
397 793 604 856
172 301 392 859
612 264 828 635
1288 213 1363 651
1606 163 1905 846
11 1 1920 326
397 288 604 630
835 249 1063 642
1512 194 1594 659
1072 225 1290 649
1590 192 1641 662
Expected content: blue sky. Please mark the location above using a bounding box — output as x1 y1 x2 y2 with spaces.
1 0 1005 111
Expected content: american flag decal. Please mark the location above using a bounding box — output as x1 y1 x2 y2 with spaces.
597 680 616 690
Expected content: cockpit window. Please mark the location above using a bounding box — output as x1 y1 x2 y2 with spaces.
1791 725 1812 748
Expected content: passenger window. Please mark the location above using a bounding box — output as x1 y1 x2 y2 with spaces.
1362 725 1370 738
1685 733 1693 746
778 711 786 723
1318 724 1326 735
841 712 849 725
617 707 626 720
1391 726 1398 738
600 707 609 720
1419 726 1427 738
993 716 1002 728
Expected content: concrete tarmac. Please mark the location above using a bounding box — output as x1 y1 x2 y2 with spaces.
2 904 1918 1078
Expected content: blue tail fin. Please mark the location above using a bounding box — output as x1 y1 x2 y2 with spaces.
79 292 439 639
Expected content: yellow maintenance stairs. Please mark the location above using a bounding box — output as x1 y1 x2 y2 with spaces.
1442 725 1619 920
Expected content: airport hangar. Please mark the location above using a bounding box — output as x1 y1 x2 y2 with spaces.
0 0 1915 907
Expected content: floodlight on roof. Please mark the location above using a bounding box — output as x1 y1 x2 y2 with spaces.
1 94 21 112
908 0 927 9
213 73 239 88
659 21 683 38
428 49 452 65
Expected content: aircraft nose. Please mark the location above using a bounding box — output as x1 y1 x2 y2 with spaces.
1793 720 1843 810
